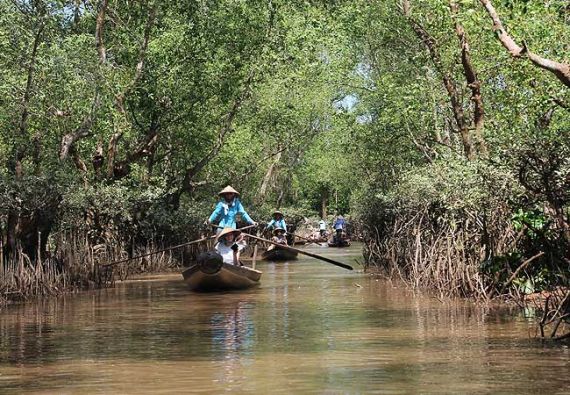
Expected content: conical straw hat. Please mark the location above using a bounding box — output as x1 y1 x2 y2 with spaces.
216 227 241 242
273 227 286 235
218 185 240 196
272 210 283 217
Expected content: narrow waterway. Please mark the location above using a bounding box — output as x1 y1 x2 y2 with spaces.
0 244 568 394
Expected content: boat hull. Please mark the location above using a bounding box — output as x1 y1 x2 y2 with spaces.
261 247 298 261
327 239 351 248
182 262 262 291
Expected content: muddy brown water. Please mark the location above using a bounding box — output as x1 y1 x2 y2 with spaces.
1 243 569 394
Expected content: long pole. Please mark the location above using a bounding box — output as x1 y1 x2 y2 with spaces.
242 234 353 271
102 224 257 267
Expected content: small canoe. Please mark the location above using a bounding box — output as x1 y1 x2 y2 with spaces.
327 238 351 248
182 252 262 291
261 246 298 261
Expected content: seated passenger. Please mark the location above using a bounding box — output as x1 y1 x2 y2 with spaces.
214 227 247 265
271 227 288 245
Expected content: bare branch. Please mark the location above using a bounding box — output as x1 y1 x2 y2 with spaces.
115 5 157 112
181 74 254 191
401 0 475 159
10 16 45 178
59 93 100 160
479 0 570 88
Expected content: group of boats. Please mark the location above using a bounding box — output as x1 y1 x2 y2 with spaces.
181 232 352 292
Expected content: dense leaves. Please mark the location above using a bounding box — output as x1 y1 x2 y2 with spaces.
0 0 568 303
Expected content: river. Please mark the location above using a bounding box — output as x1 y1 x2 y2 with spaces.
1 243 568 393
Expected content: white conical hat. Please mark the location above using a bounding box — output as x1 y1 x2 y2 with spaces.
218 185 240 196
216 227 241 242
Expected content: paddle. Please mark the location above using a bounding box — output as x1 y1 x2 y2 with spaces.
102 224 258 267
242 233 353 271
290 232 323 246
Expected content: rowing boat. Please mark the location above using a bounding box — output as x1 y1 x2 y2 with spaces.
327 238 351 247
261 245 298 261
182 251 262 291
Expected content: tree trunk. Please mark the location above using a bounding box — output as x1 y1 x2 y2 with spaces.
95 0 108 64
321 188 328 219
106 131 123 179
450 1 487 157
258 151 281 202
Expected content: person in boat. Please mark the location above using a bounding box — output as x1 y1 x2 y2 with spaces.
266 210 287 233
214 227 247 265
270 227 288 245
332 214 346 242
206 185 257 233
318 219 327 237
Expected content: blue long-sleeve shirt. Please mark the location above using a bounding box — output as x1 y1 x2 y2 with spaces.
333 218 346 230
208 198 254 229
267 218 287 231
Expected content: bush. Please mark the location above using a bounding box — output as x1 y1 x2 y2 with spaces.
355 156 567 298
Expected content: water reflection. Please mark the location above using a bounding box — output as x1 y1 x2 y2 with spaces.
0 245 569 394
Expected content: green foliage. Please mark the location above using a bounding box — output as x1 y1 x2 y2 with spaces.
0 0 568 300
512 209 547 239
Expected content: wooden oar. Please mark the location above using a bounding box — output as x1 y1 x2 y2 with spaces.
242 234 353 271
290 232 323 246
102 224 257 267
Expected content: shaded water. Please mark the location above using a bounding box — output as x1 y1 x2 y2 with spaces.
1 244 568 394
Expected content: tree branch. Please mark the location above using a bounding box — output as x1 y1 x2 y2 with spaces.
479 0 570 88
115 5 156 112
59 93 100 160
10 15 45 178
59 0 109 161
401 0 474 159
180 74 254 194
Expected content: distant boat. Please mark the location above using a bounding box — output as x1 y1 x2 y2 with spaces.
182 252 261 291
327 237 351 248
261 245 298 261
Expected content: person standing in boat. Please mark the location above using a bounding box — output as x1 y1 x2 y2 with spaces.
318 219 327 238
332 214 346 242
266 210 287 233
206 185 257 233
215 228 246 265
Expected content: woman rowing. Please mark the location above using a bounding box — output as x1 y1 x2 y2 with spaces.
265 210 287 233
206 185 257 233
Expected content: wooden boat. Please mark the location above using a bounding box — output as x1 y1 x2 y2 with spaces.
327 238 351 247
182 252 262 291
261 245 298 261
